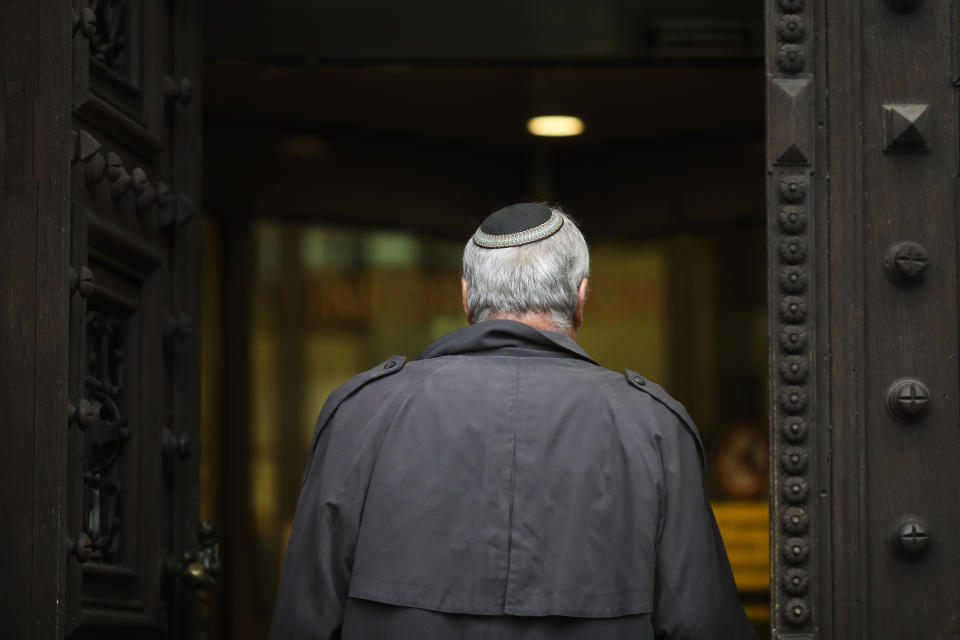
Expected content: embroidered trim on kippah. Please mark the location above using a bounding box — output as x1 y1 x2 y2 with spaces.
472 210 564 248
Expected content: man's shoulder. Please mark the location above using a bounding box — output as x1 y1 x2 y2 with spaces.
592 365 706 466
313 356 423 423
327 355 407 405
620 369 696 427
529 360 699 432
572 363 683 412
327 355 449 409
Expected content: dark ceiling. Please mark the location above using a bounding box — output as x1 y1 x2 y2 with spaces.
205 0 762 64
205 63 764 149
204 1 764 151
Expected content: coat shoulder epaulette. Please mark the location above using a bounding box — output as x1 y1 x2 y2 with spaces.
303 356 407 480
623 368 706 468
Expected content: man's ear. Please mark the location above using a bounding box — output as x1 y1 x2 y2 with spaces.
572 277 588 329
461 277 474 324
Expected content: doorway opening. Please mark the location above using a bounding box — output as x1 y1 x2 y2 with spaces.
199 5 768 637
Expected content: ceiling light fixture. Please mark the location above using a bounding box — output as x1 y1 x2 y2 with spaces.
527 115 584 137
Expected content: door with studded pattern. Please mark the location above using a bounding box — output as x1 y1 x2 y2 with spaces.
2 1 207 637
65 1 207 638
766 0 960 637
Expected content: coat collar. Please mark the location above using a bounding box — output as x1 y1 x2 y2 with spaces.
417 319 599 365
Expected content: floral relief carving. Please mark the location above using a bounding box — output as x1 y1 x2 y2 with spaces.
779 236 807 264
782 446 809 473
780 386 808 414
779 175 808 203
779 326 808 354
777 15 806 42
782 477 810 505
782 536 810 563
779 266 808 294
773 0 813 628
778 206 808 233
782 506 809 533
780 355 808 383
777 44 807 73
784 598 812 625
783 567 810 595
779 296 808 323
782 417 808 443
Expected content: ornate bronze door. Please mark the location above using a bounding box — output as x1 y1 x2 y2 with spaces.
66 1 206 638
2 1 206 637
767 0 960 637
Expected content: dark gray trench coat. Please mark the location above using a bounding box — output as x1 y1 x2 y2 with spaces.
269 320 756 639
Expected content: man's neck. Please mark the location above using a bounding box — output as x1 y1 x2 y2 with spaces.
484 313 578 340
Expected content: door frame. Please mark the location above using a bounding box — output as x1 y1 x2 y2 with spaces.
0 0 73 636
766 0 960 637
765 0 824 635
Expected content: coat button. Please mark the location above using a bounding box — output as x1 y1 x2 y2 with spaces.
383 361 396 369
633 375 645 386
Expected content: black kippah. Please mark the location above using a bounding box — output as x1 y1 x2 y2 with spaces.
472 203 564 249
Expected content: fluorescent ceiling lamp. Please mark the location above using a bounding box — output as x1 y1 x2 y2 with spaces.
527 115 584 137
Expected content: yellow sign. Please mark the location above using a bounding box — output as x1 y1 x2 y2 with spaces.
711 500 770 593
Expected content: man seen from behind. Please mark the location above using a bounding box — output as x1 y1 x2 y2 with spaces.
269 202 758 640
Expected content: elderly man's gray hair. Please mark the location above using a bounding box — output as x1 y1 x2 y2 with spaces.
462 208 590 329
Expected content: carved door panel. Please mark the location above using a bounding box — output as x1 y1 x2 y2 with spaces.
67 1 206 638
766 0 960 637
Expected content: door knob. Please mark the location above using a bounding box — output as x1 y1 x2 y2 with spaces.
167 520 221 590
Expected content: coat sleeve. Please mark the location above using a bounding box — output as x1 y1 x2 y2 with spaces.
268 358 408 639
651 413 758 640
268 410 367 640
